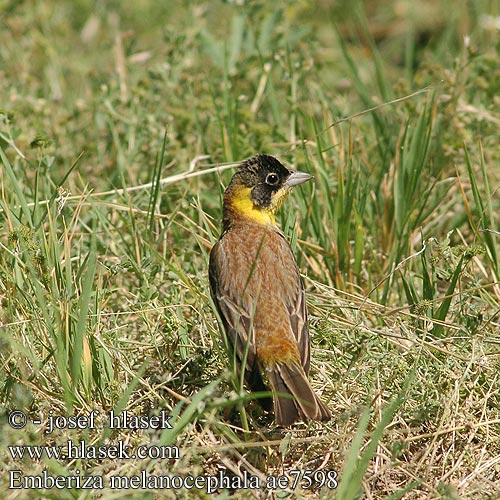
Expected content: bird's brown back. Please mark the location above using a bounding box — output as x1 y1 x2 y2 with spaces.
209 218 310 373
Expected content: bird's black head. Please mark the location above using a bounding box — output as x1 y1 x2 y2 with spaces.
222 154 313 228
231 154 293 208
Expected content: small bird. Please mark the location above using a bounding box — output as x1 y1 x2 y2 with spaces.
209 154 331 426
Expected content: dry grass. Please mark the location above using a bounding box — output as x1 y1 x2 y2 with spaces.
1 1 500 498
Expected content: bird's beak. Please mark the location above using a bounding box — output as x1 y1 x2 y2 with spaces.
286 170 314 188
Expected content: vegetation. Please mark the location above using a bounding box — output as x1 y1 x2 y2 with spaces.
1 1 499 498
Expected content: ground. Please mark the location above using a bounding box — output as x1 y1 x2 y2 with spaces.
1 1 499 498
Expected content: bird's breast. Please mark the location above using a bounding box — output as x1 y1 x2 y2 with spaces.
217 223 303 364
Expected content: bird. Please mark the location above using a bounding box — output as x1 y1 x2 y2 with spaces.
209 154 331 426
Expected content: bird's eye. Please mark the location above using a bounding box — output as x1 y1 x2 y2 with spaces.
266 173 279 185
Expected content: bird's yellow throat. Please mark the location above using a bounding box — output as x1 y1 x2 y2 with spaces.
227 186 291 226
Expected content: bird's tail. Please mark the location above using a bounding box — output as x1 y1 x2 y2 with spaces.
267 362 331 426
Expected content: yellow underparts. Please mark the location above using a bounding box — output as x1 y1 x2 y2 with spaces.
229 186 290 226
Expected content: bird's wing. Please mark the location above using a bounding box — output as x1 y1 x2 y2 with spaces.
274 228 311 374
209 240 258 377
287 284 310 374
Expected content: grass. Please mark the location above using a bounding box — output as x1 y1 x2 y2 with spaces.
1 0 500 498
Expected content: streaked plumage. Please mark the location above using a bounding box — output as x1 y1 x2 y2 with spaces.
209 154 331 426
